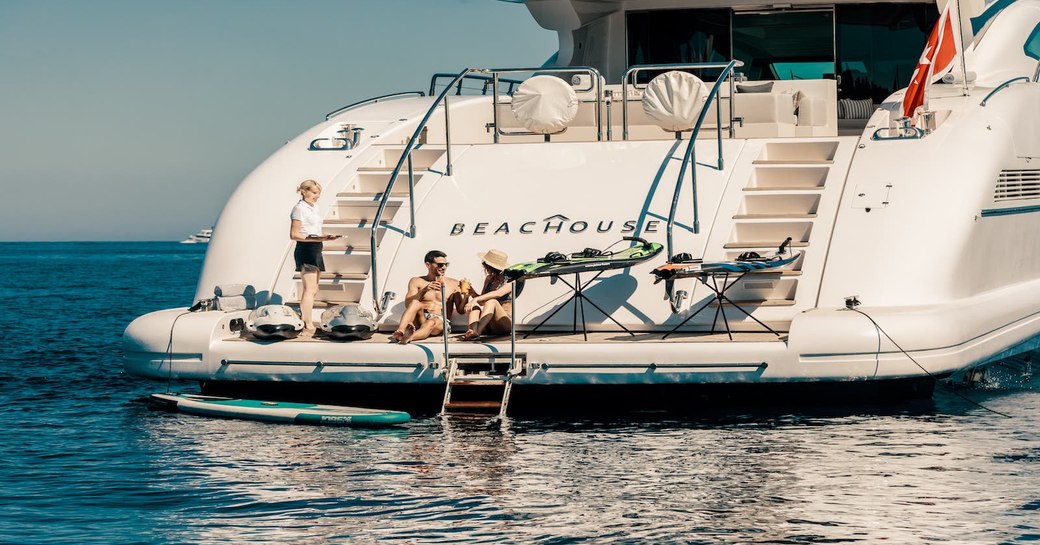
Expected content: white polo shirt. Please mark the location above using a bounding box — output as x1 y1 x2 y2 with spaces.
290 200 323 237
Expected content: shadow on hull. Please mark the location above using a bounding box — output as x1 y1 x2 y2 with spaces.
199 377 941 418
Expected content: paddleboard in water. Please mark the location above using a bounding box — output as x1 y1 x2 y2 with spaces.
505 237 663 280
149 393 410 427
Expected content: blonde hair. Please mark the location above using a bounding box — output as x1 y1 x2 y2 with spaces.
297 179 321 195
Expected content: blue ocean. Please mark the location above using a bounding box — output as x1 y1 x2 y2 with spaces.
1 242 1038 544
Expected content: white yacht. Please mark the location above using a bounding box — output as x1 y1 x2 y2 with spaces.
125 0 1040 415
180 228 213 244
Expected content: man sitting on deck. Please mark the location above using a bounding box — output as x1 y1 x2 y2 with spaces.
392 250 466 344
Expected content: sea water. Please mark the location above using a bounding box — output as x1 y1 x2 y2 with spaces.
1 242 1038 544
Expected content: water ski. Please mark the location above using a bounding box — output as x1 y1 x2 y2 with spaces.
505 236 663 280
149 393 410 427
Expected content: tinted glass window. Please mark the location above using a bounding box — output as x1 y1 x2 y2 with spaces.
627 9 730 81
836 5 938 102
732 10 835 81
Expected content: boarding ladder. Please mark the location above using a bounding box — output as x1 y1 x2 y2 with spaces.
440 353 523 417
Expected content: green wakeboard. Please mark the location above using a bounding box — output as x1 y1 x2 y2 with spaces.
505 238 663 280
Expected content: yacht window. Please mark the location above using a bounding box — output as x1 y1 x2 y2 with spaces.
1024 23 1040 59
835 4 938 102
627 9 730 82
732 10 835 81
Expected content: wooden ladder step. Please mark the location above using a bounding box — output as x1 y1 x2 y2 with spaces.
443 400 503 413
450 377 507 387
753 159 833 165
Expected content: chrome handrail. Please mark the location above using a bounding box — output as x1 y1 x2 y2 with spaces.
622 62 740 141
489 66 604 142
370 68 480 312
665 60 742 259
980 76 1031 106
325 91 425 120
429 72 524 96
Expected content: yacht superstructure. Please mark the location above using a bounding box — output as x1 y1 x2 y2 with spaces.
125 0 1040 414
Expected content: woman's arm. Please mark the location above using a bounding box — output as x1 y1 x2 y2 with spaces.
472 280 512 305
289 219 307 241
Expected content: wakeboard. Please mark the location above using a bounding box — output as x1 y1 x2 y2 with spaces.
149 393 410 427
652 238 800 281
505 237 664 280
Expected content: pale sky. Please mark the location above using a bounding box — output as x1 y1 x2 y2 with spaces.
0 0 556 241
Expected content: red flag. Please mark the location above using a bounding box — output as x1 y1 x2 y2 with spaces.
902 3 960 119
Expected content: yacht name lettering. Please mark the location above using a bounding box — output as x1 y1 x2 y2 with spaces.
449 215 656 236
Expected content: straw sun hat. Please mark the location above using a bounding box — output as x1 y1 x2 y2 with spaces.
477 249 510 271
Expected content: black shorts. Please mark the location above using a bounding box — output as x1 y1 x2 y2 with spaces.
294 241 325 273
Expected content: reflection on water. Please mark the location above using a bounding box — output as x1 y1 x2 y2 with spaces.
128 386 1040 544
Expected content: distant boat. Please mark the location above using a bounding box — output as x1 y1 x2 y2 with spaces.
180 228 212 244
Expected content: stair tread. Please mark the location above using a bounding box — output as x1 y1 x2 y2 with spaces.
732 213 817 219
323 219 389 226
293 272 368 280
335 192 409 200
724 241 808 249
753 160 833 165
707 299 796 307
743 186 824 192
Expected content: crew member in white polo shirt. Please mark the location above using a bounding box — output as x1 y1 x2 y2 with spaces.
289 179 340 331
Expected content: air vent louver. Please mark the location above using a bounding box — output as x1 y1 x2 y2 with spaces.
994 170 1040 201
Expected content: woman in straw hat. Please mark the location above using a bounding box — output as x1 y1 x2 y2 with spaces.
461 249 517 340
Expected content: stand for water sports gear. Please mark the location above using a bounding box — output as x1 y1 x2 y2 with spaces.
662 269 780 340
514 237 661 341
524 269 636 341
661 238 796 340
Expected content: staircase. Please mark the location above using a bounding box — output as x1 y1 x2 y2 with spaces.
441 353 522 417
291 145 448 307
718 140 840 310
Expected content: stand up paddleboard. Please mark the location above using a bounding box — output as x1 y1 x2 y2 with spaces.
505 236 664 280
149 393 410 427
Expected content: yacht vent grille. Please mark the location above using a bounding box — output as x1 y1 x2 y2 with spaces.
994 170 1040 201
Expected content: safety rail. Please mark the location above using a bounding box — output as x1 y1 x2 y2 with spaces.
370 68 482 313
429 72 525 97
980 76 1032 107
622 63 738 141
325 91 425 120
663 60 743 259
489 66 603 142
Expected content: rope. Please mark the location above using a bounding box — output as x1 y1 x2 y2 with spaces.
848 307 1012 418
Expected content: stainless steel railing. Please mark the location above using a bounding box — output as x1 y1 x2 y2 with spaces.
429 72 525 97
489 66 604 142
325 91 425 121
622 62 739 141
662 60 743 259
370 68 480 313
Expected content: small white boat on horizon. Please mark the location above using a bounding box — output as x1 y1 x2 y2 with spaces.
180 228 212 244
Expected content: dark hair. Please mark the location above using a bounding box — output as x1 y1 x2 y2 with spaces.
424 250 447 263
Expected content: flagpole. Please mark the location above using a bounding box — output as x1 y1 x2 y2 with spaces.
957 0 969 96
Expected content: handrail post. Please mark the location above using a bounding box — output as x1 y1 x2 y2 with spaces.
370 68 473 312
622 75 630 141
407 153 416 237
493 73 501 144
595 74 603 141
444 96 453 176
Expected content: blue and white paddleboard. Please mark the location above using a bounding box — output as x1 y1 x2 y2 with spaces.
150 393 410 427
